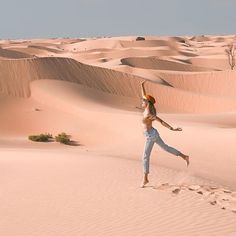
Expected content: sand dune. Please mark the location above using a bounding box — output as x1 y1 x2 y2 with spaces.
188 56 230 70
1 56 236 113
120 39 179 49
0 47 32 59
72 48 179 61
111 65 165 83
1 35 236 236
190 35 211 42
158 70 236 97
1 148 236 236
61 38 180 52
27 45 64 54
61 38 124 51
121 57 216 71
4 47 53 57
0 57 143 97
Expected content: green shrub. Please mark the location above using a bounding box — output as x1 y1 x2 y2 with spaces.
55 132 71 144
28 133 53 142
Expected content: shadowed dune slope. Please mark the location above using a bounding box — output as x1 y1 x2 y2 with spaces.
1 57 236 113
121 57 216 72
0 48 32 59
158 70 236 97
0 57 143 97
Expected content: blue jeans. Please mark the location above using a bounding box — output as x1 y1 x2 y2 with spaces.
142 127 181 174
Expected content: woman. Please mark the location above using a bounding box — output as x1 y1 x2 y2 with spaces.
140 80 189 188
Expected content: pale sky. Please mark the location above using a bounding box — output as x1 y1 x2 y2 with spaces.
0 0 236 39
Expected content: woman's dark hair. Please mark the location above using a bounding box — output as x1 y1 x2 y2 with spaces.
147 101 156 116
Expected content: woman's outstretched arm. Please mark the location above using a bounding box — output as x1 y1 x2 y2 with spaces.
141 81 146 98
153 115 182 131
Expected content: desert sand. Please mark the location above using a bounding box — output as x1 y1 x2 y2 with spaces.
0 35 236 235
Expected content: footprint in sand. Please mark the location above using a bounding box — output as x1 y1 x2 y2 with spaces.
171 187 181 195
152 183 181 195
188 185 201 191
152 183 171 190
197 186 236 212
152 182 236 213
210 200 217 205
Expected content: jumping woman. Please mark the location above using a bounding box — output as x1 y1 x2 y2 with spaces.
140 80 189 188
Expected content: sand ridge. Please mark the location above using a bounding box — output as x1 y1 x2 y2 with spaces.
1 35 236 236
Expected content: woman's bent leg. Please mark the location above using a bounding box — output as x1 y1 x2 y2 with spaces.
155 134 181 156
142 138 155 174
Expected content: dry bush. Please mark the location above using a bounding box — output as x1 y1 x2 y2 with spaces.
225 44 236 70
28 133 53 142
55 132 71 144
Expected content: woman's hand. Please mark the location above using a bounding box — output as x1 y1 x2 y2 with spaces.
141 80 146 85
172 127 182 131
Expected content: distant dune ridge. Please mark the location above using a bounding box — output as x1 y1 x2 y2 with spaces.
1 35 236 236
1 35 236 113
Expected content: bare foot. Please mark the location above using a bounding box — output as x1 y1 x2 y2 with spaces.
140 179 149 188
180 154 190 167
184 155 190 166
